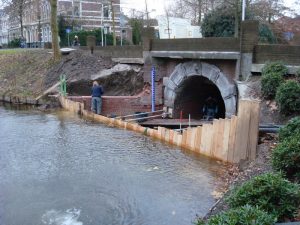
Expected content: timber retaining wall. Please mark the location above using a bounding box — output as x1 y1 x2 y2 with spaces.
59 97 260 164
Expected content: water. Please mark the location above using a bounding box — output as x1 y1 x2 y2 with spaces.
0 104 221 225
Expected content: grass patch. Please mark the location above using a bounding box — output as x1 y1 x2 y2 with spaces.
0 49 27 55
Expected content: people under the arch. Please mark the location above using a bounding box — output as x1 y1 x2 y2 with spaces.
203 97 218 120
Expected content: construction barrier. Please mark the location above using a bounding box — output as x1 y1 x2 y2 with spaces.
59 96 260 163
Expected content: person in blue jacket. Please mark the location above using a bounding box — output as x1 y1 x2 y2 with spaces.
91 81 104 114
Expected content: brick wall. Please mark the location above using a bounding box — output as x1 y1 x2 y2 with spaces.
68 95 163 117
80 45 143 58
254 44 300 65
151 38 240 52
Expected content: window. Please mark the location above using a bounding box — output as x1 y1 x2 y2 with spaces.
103 5 109 18
74 6 79 17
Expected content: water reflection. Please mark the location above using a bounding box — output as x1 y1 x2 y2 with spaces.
0 104 221 225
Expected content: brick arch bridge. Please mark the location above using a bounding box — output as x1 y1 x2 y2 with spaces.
163 61 238 119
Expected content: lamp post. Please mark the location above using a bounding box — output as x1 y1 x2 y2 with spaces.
110 0 116 46
242 0 246 21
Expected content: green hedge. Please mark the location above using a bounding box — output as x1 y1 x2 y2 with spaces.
196 205 276 225
275 80 300 114
279 117 300 141
296 68 300 82
227 173 300 221
261 72 284 99
262 61 288 77
272 133 300 181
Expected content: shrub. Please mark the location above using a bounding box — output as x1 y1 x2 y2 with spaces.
227 173 300 221
272 133 300 181
275 80 300 114
278 117 300 141
296 69 300 82
195 205 276 225
262 61 288 77
261 72 284 99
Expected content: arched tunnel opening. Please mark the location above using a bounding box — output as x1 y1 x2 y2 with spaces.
173 76 226 119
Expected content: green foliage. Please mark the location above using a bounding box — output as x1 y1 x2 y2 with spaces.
8 38 21 48
261 62 288 99
262 61 288 77
272 133 300 181
129 18 143 45
201 7 235 37
227 173 300 221
279 117 300 141
261 72 284 99
259 24 277 44
58 15 68 47
275 80 300 114
196 205 276 225
296 69 300 82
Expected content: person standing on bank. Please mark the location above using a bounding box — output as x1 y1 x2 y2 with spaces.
91 81 104 114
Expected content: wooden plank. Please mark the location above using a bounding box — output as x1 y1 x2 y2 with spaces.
248 101 261 160
186 127 193 150
214 119 225 161
200 123 213 157
169 130 175 145
227 116 237 163
195 126 202 153
181 130 188 149
222 118 231 161
211 119 220 158
164 128 170 143
234 100 251 163
190 128 198 151
177 133 183 147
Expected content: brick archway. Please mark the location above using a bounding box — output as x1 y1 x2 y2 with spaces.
164 61 237 118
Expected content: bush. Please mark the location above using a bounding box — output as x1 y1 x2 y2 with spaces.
272 133 300 181
278 117 300 141
196 205 276 225
296 69 300 82
275 80 300 114
261 72 284 99
262 61 288 77
227 173 300 221
8 38 21 48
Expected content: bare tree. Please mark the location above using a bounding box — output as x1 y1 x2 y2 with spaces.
50 0 60 60
4 0 28 38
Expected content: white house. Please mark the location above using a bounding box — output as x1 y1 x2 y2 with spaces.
156 16 202 39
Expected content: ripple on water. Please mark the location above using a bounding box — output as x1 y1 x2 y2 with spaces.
42 208 83 225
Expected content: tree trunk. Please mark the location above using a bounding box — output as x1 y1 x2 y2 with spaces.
50 0 61 61
234 0 240 38
18 1 24 38
198 0 202 25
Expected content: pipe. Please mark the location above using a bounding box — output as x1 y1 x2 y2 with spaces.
115 110 164 119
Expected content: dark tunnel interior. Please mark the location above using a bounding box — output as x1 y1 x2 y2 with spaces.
173 76 225 119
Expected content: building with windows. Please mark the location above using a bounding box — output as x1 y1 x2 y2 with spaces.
156 16 202 39
4 0 121 47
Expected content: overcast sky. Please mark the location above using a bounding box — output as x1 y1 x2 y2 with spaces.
121 0 300 17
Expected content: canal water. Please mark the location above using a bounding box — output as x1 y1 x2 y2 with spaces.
0 104 222 225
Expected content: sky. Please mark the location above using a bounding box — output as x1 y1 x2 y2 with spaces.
121 0 300 18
